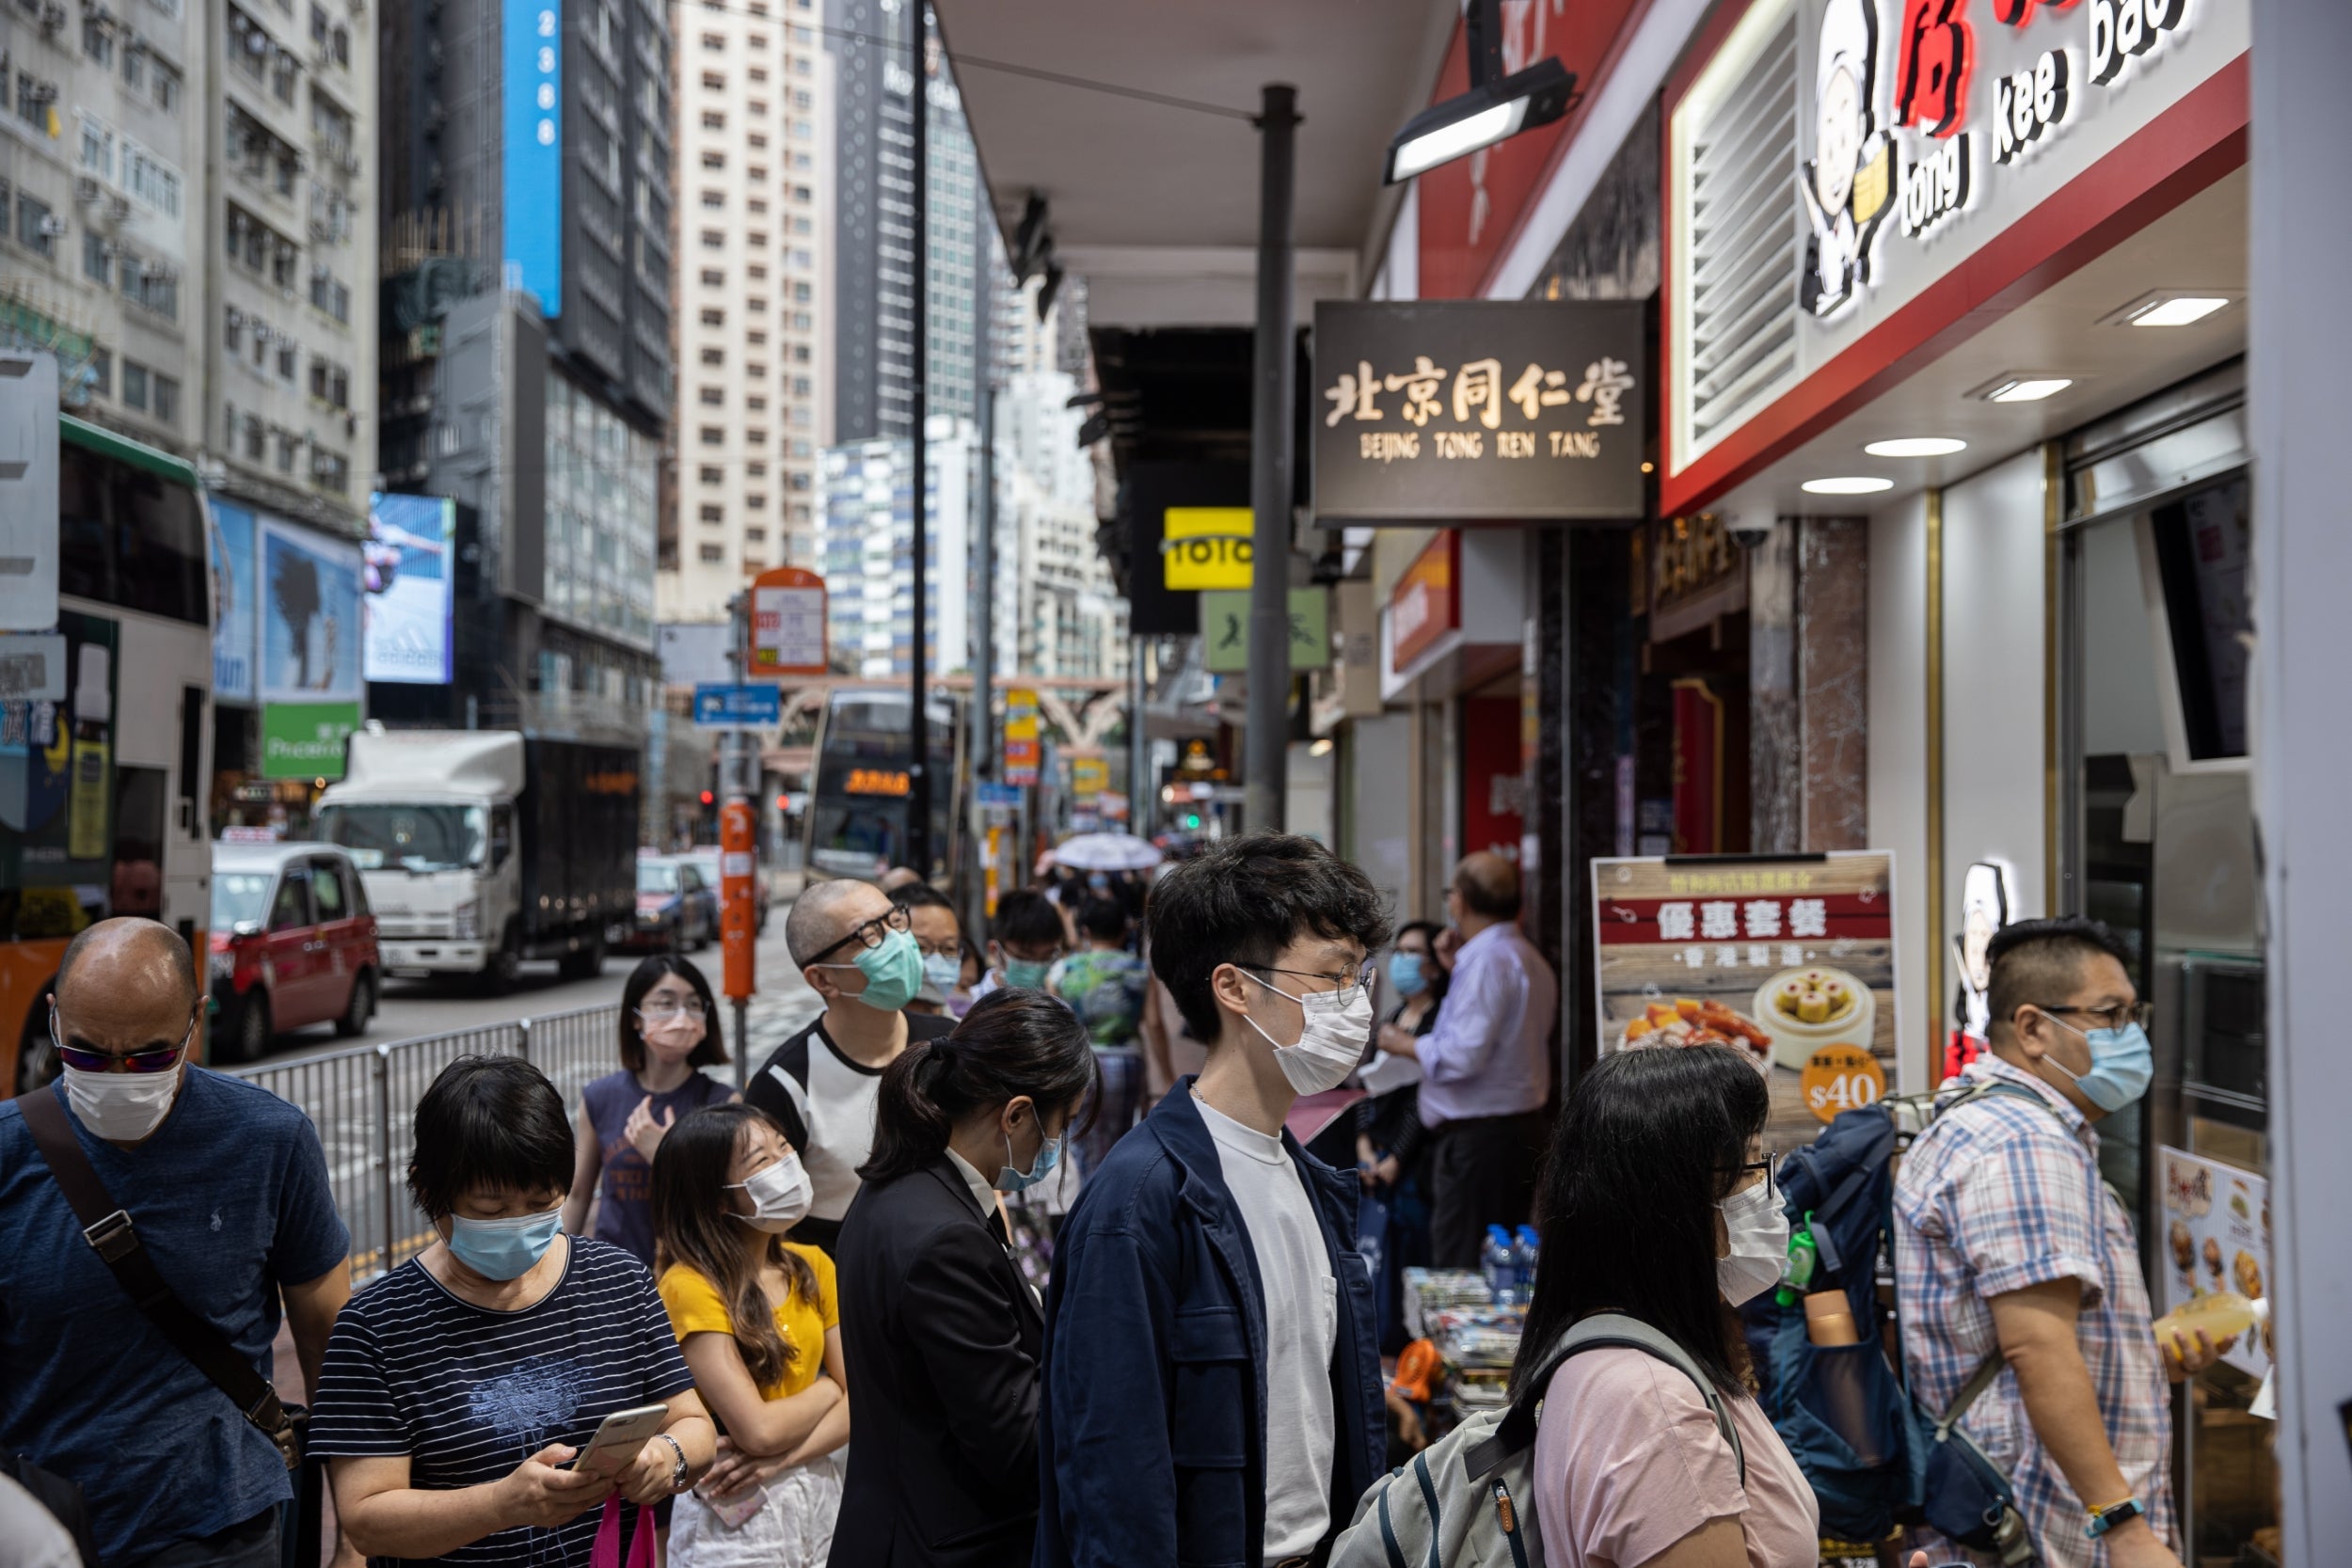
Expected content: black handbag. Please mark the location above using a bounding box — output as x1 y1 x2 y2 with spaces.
19 1085 324 1568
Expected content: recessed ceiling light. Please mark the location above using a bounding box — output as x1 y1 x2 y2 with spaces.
2126 295 2232 327
1981 377 2073 404
1864 436 1968 457
1802 476 1895 495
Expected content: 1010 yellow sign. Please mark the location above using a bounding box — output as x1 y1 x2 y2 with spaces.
1162 508 1254 591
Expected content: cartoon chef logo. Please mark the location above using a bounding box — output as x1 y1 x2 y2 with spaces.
1801 0 1897 318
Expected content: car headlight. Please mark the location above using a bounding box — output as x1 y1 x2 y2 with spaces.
451 899 479 940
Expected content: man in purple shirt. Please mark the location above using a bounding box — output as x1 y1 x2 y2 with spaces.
1376 852 1557 1267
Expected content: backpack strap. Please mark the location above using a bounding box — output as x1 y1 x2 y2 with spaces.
759 1029 816 1150
1479 1313 1745 1486
1933 1350 2010 1437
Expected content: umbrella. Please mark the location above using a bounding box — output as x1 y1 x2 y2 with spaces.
1052 832 1164 872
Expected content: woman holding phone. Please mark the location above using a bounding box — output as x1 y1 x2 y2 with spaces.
652 1104 849 1567
828 990 1094 1568
310 1055 717 1566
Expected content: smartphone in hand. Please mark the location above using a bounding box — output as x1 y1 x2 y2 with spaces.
564 1404 671 1481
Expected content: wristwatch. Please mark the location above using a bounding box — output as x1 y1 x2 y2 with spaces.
654 1433 690 1492
2085 1496 2142 1538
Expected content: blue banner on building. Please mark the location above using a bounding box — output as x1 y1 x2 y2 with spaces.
209 500 257 703
503 0 563 316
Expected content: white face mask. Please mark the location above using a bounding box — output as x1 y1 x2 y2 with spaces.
61 1059 185 1142
1241 971 1375 1097
729 1153 813 1233
1716 1176 1789 1307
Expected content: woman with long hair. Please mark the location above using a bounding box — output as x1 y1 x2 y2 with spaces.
827 990 1095 1568
1515 1045 1820 1568
564 956 734 1268
651 1104 846 1568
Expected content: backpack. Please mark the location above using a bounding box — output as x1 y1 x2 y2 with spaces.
1328 1313 1745 1568
1761 1078 2068 1564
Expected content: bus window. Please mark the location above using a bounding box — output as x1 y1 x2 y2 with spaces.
111 767 167 917
56 438 207 625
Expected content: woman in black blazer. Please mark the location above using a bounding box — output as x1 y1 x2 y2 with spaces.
827 989 1093 1568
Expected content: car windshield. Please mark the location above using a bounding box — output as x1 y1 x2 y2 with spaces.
315 804 486 872
639 862 680 894
685 854 722 885
212 873 276 929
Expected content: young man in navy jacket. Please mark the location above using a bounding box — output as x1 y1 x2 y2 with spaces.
1035 832 1391 1568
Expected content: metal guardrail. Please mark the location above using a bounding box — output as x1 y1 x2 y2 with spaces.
226 1006 621 1278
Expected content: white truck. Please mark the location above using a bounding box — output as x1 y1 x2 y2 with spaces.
313 728 639 990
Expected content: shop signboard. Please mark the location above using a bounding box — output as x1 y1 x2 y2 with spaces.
1649 514 1746 642
1312 300 1646 523
262 701 359 781
750 565 828 676
1004 686 1041 787
363 493 455 685
1068 755 1108 799
1591 850 1901 1105
1123 462 1244 637
209 501 257 703
1162 509 1254 592
2155 1147 2269 1380
259 516 363 707
1389 532 1462 671
1200 588 1331 674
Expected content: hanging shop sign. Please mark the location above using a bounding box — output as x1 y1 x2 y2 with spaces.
1200 588 1331 674
1312 300 1646 523
750 565 828 676
1389 532 1462 671
1162 509 1254 592
1591 850 1901 1101
1003 686 1041 787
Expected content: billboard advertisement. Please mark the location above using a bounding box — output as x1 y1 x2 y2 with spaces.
364 493 455 684
209 500 257 703
503 0 563 315
260 517 363 706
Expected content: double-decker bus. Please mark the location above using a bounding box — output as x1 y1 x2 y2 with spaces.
3 416 214 1094
801 688 964 886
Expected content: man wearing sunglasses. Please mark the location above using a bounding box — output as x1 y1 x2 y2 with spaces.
744 878 955 1253
0 918 351 1568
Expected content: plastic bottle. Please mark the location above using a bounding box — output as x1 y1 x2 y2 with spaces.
2153 1291 2260 1353
1482 1225 1517 1305
1514 1226 1542 1301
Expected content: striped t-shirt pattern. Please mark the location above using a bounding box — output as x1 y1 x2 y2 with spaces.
307 1237 696 1568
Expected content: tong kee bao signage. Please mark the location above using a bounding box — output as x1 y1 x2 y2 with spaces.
1313 301 1646 523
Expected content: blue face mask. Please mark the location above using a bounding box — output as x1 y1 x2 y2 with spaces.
446 1207 564 1281
1388 952 1427 997
1002 957 1053 990
2040 1016 2154 1112
998 1128 1063 1193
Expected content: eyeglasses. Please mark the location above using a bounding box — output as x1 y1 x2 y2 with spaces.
2032 1000 2154 1033
1239 959 1379 1009
1724 1151 1779 1197
638 999 708 1022
52 1010 199 1075
807 902 912 965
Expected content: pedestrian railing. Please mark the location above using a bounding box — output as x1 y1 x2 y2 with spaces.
225 1006 620 1279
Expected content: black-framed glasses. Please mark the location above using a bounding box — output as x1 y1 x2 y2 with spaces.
808 903 913 965
1239 959 1379 1009
52 1009 199 1075
2033 1000 2154 1033
1724 1151 1779 1197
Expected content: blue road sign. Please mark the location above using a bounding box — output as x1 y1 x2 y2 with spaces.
693 683 783 726
976 782 1022 808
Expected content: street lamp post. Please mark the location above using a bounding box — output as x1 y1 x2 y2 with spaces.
906 5 931 878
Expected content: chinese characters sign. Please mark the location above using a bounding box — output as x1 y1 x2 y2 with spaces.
1003 686 1040 787
1312 301 1645 523
751 565 827 676
1591 851 1901 1084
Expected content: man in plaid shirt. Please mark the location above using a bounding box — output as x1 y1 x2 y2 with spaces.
1895 918 2222 1568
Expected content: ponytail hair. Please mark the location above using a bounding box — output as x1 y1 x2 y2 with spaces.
860 989 1095 1184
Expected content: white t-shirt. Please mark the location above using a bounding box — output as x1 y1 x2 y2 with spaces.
803 1032 886 1221
1194 1092 1338 1559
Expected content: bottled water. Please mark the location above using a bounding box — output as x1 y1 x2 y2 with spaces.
1513 1225 1542 1299
1482 1225 1518 1305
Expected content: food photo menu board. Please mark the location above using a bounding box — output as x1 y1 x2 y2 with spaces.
2158 1146 2271 1381
1591 852 1900 1115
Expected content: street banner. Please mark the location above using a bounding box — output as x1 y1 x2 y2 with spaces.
364 493 456 685
1591 851 1899 1113
259 516 363 705
1313 299 1646 523
209 501 257 702
2156 1147 2271 1380
750 565 827 676
1004 686 1040 786
720 799 757 1002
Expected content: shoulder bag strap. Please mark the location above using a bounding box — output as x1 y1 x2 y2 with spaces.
18 1085 300 1467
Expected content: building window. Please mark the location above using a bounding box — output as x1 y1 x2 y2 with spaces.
699 504 723 522
746 362 767 379
701 152 725 169
745 396 766 412
746 494 766 510
698 387 723 405
749 67 767 83
699 465 724 484
700 190 723 209
87 347 111 397
276 428 299 472
243 413 266 461
121 361 149 410
150 374 178 425
224 307 244 355
698 544 725 562
746 428 767 444
746 461 767 477
699 268 724 286
700 230 723 249
83 232 111 286
313 451 349 494
16 196 57 259
83 13 114 67
745 264 767 281
744 527 766 543
699 425 723 445
699 348 723 366
747 297 767 313
701 111 724 130
700 309 723 325
701 32 723 49
278 343 296 380
701 71 723 89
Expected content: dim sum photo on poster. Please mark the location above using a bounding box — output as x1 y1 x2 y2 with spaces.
362 494 455 686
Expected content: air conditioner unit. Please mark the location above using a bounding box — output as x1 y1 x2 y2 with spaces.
40 1 65 34
105 195 130 222
100 239 120 257
38 214 67 237
74 176 101 205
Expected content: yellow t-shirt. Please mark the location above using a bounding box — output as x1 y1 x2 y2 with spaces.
658 1244 839 1401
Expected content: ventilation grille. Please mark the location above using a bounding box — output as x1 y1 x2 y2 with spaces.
1687 9 1800 448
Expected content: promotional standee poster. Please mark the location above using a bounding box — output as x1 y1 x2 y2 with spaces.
364 493 455 685
2156 1147 2271 1380
1592 851 1900 1113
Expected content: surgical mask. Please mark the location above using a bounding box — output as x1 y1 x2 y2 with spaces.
60 1060 184 1142
998 1127 1062 1193
729 1154 813 1232
2039 1016 2154 1113
1717 1179 1789 1307
1242 972 1375 1097
446 1207 564 1281
1002 957 1052 990
1388 952 1427 997
921 952 962 996
846 927 925 1012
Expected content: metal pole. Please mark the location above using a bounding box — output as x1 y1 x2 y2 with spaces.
1129 636 1150 834
732 999 750 1093
373 1046 393 1276
1246 83 1299 836
905 5 932 878
972 365 997 941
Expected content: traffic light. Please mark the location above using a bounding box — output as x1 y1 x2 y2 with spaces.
700 790 715 805
1183 813 1202 831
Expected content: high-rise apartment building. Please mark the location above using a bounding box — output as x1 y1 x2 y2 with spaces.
820 418 973 677
658 0 834 622
210 0 375 539
0 0 203 452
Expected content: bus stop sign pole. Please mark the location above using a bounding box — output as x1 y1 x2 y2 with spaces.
723 593 757 1091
